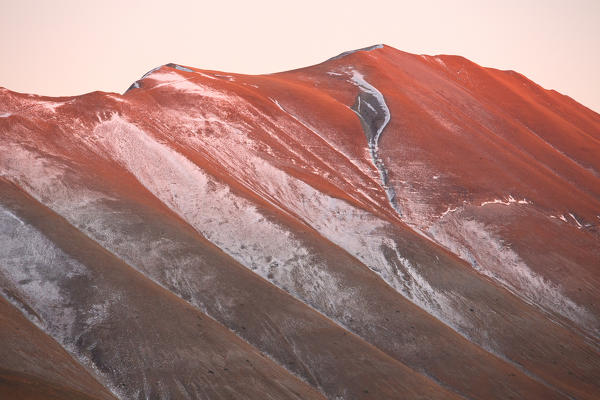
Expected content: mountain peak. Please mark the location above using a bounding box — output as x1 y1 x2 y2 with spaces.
327 44 386 61
2 45 599 400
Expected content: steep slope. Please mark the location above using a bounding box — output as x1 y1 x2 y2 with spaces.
0 295 117 400
0 45 599 399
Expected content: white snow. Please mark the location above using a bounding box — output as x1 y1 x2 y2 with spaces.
214 74 235 81
434 57 447 68
440 206 459 217
169 64 193 73
480 195 531 207
2 209 24 225
40 101 66 113
480 199 511 206
568 213 583 228
143 70 226 97
107 94 126 103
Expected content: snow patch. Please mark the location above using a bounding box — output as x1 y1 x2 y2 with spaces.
166 63 194 73
480 195 531 207
429 218 597 336
214 74 235 81
107 94 126 103
142 71 226 97
568 213 583 228
434 57 446 68
440 206 459 217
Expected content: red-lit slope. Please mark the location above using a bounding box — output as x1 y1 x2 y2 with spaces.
0 45 599 399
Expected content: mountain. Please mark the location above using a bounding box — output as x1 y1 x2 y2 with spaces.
0 44 599 400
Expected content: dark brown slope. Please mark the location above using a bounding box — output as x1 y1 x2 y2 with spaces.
0 296 116 400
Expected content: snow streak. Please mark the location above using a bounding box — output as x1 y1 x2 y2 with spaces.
348 69 402 215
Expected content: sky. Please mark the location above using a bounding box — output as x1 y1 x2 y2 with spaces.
1 0 599 112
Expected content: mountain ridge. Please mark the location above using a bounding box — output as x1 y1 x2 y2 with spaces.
1 44 599 399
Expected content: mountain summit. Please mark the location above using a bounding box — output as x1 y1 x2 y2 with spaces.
1 45 599 399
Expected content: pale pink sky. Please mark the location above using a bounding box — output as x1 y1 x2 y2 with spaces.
1 0 599 112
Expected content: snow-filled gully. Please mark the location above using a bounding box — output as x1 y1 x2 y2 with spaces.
348 69 403 216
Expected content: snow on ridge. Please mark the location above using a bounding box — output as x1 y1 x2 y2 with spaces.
166 63 194 73
139 70 225 97
126 64 217 93
480 195 532 207
327 44 384 61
